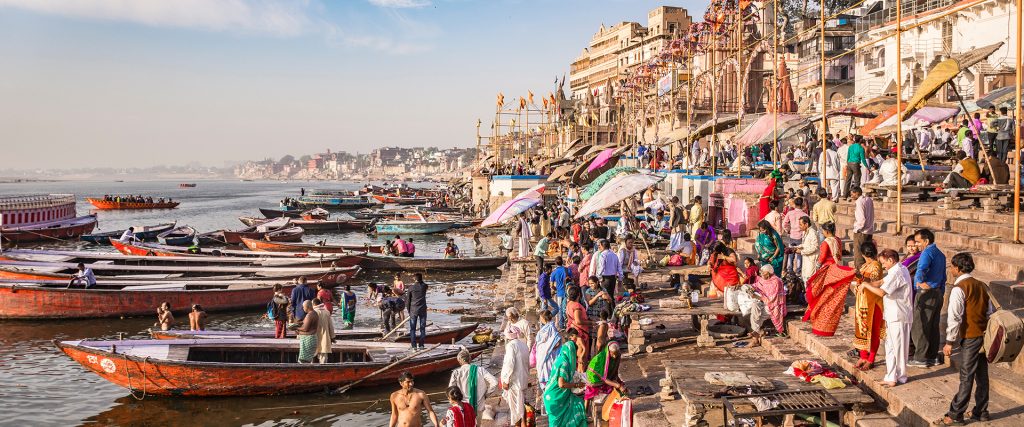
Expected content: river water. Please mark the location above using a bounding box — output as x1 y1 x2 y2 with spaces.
0 179 502 427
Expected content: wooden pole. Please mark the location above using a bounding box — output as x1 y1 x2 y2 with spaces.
820 3 829 189
476 119 482 167
1015 0 1022 243
710 5 719 176
687 54 694 167
735 5 743 176
773 0 780 169
895 0 903 234
331 343 442 395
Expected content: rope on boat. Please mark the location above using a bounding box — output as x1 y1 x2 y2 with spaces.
124 355 149 401
2 227 79 243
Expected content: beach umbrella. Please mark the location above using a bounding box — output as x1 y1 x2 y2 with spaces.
574 173 665 219
976 86 1021 109
733 113 805 149
479 184 545 227
900 42 1004 121
571 145 630 187
587 148 617 173
868 106 960 135
580 167 638 201
546 163 577 183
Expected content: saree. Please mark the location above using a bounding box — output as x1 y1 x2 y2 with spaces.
818 236 841 266
853 260 886 362
693 227 716 253
340 292 356 329
753 275 787 332
534 322 562 387
543 341 587 427
566 301 591 363
758 178 777 220
802 263 856 336
584 345 620 400
755 229 785 276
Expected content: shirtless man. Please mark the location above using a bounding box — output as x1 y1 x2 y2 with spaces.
389 371 438 427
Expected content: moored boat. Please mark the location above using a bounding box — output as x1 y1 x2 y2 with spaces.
1 247 355 269
1 282 295 319
81 222 176 245
111 240 362 258
290 218 375 232
259 207 304 219
0 259 361 285
241 237 383 254
374 220 455 235
150 323 478 344
0 215 98 243
297 194 378 210
56 339 483 396
222 217 292 244
157 226 197 246
86 198 179 210
359 254 507 271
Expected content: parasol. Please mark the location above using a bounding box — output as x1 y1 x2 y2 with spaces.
976 86 1022 109
574 173 665 219
660 115 740 147
867 106 960 135
733 114 805 149
857 95 896 114
546 163 577 183
571 145 631 187
900 42 1004 121
587 148 617 172
580 167 639 201
479 184 545 227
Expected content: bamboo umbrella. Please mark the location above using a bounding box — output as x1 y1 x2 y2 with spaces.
899 42 1005 122
857 95 897 114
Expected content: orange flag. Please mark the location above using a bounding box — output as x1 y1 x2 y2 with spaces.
519 97 526 110
496 92 504 108
528 91 535 105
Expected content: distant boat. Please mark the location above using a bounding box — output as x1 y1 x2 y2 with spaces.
87 198 179 210
157 225 197 246
259 207 304 219
179 183 196 188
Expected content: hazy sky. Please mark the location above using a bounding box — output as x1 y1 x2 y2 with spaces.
0 0 702 169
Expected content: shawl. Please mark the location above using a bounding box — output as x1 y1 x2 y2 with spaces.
584 345 620 400
542 341 587 427
753 275 787 332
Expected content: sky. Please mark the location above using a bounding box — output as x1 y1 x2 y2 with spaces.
0 0 703 169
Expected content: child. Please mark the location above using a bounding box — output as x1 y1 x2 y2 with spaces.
442 386 476 427
156 302 174 331
188 304 207 331
743 257 759 284
316 282 335 314
537 264 555 314
267 284 290 338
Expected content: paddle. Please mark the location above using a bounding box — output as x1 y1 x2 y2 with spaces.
378 315 411 341
330 343 442 395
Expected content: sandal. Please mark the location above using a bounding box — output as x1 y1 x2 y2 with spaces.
936 416 965 426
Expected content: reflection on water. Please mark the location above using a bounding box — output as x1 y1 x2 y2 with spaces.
0 180 503 426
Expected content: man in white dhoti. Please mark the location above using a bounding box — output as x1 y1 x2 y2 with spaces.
516 217 532 258
819 145 841 199
449 347 498 423
500 325 531 427
856 249 913 387
796 216 821 283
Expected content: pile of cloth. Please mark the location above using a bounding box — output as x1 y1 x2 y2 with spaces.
785 360 847 389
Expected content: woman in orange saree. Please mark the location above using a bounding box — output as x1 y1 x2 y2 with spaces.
802 236 856 337
852 242 886 370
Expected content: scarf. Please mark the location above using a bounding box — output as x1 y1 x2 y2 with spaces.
467 364 479 410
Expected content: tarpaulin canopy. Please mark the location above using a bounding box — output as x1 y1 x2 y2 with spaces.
480 184 545 227
868 106 960 135
976 85 1022 109
580 167 639 201
733 113 805 150
665 115 740 146
574 173 665 219
857 95 896 114
826 107 877 119
901 42 1004 121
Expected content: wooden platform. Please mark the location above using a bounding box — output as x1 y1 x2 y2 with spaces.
664 358 874 426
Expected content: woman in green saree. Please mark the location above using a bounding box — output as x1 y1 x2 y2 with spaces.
755 219 785 276
542 328 587 427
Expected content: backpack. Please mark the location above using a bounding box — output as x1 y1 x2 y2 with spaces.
266 301 277 320
983 288 1024 364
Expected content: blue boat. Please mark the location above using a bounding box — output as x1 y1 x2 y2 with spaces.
296 195 378 210
157 225 198 246
374 220 455 235
81 222 176 245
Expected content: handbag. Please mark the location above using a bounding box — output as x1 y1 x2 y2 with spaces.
982 286 1024 363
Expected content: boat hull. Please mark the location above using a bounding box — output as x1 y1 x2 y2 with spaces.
259 207 303 219
241 237 382 254
56 340 477 396
0 284 293 319
374 222 454 235
87 199 179 210
0 215 98 243
361 254 507 271
150 323 478 344
290 219 374 232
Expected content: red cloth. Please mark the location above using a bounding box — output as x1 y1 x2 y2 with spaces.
710 256 740 292
802 264 856 336
744 265 759 284
758 178 776 220
447 402 477 427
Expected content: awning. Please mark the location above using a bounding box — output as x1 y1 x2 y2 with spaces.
868 106 960 135
901 42 1004 121
976 86 1022 109
681 115 740 145
733 114 805 150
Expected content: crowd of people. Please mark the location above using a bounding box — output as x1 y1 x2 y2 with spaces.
101 195 172 204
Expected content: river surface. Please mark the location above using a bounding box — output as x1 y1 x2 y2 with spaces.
0 179 503 427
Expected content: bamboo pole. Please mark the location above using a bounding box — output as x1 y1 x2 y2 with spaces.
895 0 903 234
773 0 780 169
710 4 719 176
1015 0 1022 243
735 5 743 177
687 54 694 167
820 3 829 189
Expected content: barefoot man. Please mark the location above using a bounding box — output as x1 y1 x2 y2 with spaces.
390 371 439 427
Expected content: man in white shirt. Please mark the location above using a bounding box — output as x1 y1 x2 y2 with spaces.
876 152 909 186
819 145 841 200
71 263 96 288
118 227 136 243
589 239 622 296
857 249 913 387
836 139 851 197
449 348 498 423
917 127 934 153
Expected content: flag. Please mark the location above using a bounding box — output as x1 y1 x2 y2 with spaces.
542 98 549 109
519 97 526 110
528 91 534 105
549 93 556 106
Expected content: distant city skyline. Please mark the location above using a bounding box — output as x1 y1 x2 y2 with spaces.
0 0 700 169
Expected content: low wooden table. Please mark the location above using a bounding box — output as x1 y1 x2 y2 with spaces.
664 359 873 426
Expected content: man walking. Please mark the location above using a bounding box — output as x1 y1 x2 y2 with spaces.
589 239 622 297
780 197 808 273
844 138 869 198
851 186 874 269
940 253 991 425
910 228 946 368
405 273 428 349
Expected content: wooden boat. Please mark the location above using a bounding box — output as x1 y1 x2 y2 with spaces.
300 208 329 220
360 254 507 271
1 248 355 269
290 218 374 232
372 195 429 205
86 198 179 210
264 226 304 242
374 220 455 235
0 215 98 243
111 240 364 259
1 282 294 319
157 226 197 246
297 195 378 210
222 218 293 244
0 260 361 285
81 222 177 245
241 237 383 254
259 207 304 219
56 339 482 396
151 323 478 344
179 183 197 188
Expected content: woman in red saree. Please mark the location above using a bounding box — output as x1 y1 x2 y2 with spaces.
709 243 743 297
852 242 886 370
802 226 856 336
758 178 776 220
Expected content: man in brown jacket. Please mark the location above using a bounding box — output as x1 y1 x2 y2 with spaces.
939 252 992 425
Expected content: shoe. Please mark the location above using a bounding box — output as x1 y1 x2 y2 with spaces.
928 358 941 366
907 359 932 367
937 416 965 426
969 412 991 422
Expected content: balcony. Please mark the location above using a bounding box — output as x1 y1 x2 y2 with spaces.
855 0 957 32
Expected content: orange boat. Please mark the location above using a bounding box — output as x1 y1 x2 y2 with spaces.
87 198 179 210
241 237 383 254
56 339 483 396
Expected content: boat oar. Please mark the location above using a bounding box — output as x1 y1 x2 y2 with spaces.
330 343 442 395
378 315 411 341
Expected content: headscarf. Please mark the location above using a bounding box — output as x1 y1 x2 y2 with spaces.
760 264 775 276
504 325 523 340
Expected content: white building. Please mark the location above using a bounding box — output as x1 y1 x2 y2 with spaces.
854 0 1020 104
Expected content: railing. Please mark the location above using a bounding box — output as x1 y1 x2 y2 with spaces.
0 194 77 211
855 0 957 32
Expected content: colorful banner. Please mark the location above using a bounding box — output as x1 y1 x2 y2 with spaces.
657 70 676 97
